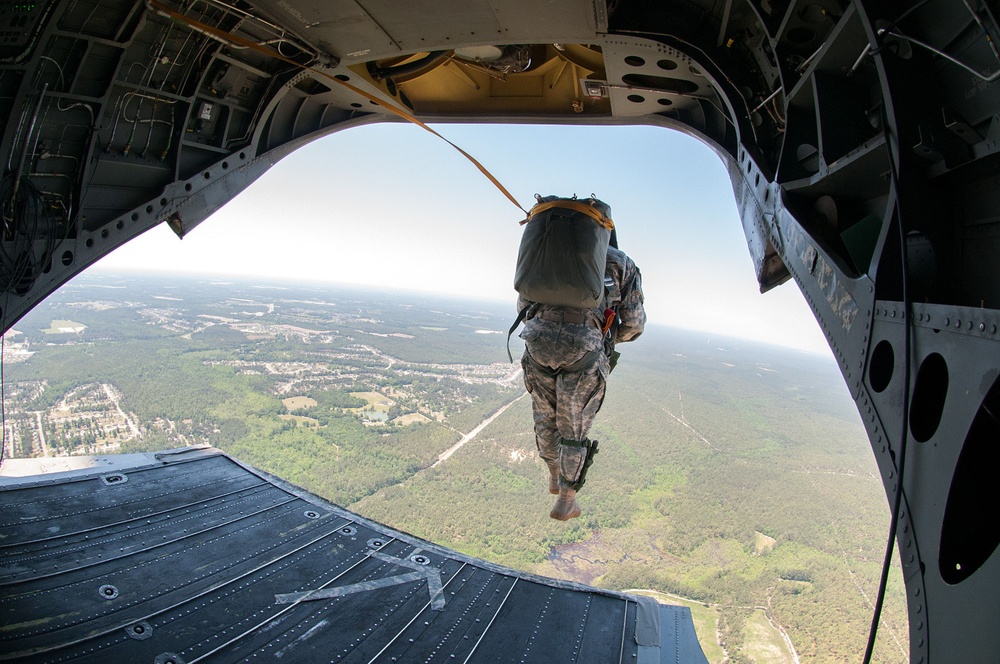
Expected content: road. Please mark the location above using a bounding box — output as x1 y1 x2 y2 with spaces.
431 393 526 468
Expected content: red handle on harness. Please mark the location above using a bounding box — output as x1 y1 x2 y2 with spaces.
602 308 616 335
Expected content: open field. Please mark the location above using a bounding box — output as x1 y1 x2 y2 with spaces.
282 396 317 410
743 609 797 663
347 391 394 412
43 319 86 334
393 412 431 425
278 414 320 427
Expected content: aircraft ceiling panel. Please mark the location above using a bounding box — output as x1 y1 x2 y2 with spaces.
249 0 402 62
248 0 604 65
352 0 604 50
348 0 503 52
0 448 707 663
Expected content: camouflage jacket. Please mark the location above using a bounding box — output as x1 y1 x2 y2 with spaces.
604 246 645 343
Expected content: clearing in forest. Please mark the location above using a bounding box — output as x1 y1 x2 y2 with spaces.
393 412 431 426
279 414 320 427
347 391 394 412
43 320 86 334
282 396 317 410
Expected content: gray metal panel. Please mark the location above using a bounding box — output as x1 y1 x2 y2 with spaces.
252 0 402 60
634 595 660 646
659 604 709 664
0 449 702 663
358 0 503 51
251 0 601 63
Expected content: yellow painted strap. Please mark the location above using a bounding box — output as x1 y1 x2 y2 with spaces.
522 200 615 231
147 1 528 215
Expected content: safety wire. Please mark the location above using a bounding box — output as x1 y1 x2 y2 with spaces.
861 86 913 664
146 0 529 217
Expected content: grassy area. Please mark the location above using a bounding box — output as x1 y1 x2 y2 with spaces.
743 609 796 663
754 531 776 554
278 414 320 427
282 396 317 410
348 391 393 412
393 412 431 425
43 319 86 334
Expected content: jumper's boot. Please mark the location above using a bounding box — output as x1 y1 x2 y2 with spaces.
546 462 560 495
550 486 581 521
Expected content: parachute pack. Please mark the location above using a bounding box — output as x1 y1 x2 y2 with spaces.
514 195 614 308
507 196 615 362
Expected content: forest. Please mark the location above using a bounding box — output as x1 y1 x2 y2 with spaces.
2 272 908 662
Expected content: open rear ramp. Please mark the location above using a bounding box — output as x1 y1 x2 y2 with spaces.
0 448 707 663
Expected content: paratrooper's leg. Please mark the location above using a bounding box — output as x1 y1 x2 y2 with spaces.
550 356 609 520
522 353 560 494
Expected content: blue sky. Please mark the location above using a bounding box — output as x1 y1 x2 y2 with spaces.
94 122 831 355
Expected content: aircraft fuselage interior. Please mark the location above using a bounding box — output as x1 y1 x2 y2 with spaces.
2 0 999 661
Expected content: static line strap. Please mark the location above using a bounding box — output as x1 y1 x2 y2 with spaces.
147 0 528 216
520 200 615 230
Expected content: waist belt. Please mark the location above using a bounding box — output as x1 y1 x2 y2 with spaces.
533 309 597 326
524 348 603 376
506 306 599 363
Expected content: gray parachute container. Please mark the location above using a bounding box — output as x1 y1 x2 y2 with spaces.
514 196 612 308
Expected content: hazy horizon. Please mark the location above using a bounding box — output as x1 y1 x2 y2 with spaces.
66 267 838 360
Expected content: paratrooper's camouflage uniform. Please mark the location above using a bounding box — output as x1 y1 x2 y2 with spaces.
519 246 646 504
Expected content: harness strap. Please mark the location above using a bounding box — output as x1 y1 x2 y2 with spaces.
534 308 600 327
506 306 529 363
520 200 615 231
508 306 601 363
559 438 599 490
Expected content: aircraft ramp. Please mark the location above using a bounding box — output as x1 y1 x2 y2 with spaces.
0 447 706 663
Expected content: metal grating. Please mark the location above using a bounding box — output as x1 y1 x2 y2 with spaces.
0 448 706 663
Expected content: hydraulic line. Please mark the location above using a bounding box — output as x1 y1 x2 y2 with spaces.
367 51 450 84
10 84 47 211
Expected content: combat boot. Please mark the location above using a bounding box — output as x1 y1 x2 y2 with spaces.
546 462 560 495
550 486 581 521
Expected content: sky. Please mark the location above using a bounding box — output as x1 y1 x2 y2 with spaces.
93 122 832 356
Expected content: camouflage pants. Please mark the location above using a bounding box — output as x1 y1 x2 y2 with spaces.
520 321 609 487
